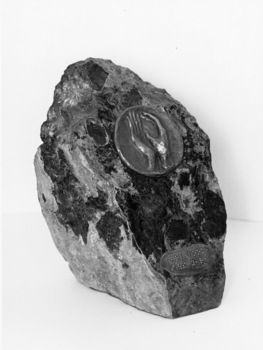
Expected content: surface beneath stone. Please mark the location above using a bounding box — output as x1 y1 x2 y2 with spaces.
35 58 227 318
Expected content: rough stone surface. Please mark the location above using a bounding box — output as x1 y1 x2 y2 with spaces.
34 58 227 318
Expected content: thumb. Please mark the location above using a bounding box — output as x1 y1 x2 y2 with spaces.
145 131 155 146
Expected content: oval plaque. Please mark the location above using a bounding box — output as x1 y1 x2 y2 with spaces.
160 244 216 276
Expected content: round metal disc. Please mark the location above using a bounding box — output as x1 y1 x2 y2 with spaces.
114 106 183 176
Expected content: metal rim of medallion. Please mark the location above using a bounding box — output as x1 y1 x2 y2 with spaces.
114 105 183 176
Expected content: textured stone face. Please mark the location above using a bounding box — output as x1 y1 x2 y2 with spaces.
34 58 227 318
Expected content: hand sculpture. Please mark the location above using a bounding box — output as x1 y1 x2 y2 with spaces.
127 110 170 171
142 112 170 170
127 111 155 171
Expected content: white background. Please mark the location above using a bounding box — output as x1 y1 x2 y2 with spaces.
2 1 263 349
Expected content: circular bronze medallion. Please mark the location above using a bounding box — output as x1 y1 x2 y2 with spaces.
114 106 183 176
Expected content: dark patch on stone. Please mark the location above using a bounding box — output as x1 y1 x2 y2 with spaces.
40 142 108 244
86 189 108 212
178 171 190 189
77 60 109 91
122 262 129 269
98 107 115 122
165 219 190 242
97 93 116 116
121 87 142 108
116 173 177 260
202 218 226 240
116 162 224 263
87 122 107 146
89 96 120 173
183 134 202 163
95 141 118 174
182 123 211 164
96 211 123 252
42 194 47 203
190 165 201 188
164 103 187 120
202 190 227 239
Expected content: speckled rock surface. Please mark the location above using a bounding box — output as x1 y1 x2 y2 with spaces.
34 58 227 318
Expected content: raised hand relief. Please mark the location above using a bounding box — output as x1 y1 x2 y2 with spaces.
127 111 155 171
142 112 170 170
127 110 170 171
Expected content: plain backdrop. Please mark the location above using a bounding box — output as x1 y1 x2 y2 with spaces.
2 1 263 350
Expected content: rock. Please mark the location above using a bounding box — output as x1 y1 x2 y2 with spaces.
34 58 227 318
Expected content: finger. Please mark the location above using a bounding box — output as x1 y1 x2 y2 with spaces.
140 115 152 140
131 112 138 135
129 112 134 131
143 112 164 134
145 131 155 145
137 114 145 140
134 113 140 136
127 114 133 133
143 112 162 128
130 112 137 134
